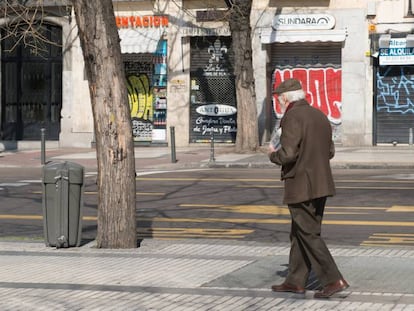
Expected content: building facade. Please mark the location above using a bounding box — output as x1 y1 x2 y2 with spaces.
1 0 413 149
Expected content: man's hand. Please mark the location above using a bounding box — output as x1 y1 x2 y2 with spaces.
268 144 276 156
268 144 281 166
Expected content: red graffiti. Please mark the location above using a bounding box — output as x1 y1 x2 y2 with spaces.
272 68 342 124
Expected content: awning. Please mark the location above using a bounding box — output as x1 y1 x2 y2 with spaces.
260 28 347 44
118 28 166 54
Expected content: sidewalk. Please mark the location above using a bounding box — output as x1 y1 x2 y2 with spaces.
1 144 414 170
0 239 414 310
1 145 414 310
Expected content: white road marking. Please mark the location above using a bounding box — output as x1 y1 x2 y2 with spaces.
136 168 211 176
0 183 29 187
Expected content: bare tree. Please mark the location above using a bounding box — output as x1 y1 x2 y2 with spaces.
1 0 137 248
71 0 136 248
1 0 55 55
225 0 259 152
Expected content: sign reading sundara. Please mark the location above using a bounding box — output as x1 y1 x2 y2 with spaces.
272 14 335 30
196 104 237 116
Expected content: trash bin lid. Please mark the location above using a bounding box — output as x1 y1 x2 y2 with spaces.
43 161 84 184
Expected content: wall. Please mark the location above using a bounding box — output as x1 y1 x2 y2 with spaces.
251 1 274 145
59 13 94 148
166 0 191 147
337 8 371 146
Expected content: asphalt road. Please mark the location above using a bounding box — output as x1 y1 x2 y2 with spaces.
0 167 413 247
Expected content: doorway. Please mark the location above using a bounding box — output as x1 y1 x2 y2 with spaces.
1 23 62 140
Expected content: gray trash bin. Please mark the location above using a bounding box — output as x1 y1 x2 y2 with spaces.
42 161 84 248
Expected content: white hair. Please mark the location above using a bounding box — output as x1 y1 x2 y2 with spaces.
282 89 306 103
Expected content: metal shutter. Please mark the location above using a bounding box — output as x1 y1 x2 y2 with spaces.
269 42 342 142
271 42 342 68
375 65 414 144
189 36 237 143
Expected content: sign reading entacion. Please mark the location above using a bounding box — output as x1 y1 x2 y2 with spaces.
116 15 169 28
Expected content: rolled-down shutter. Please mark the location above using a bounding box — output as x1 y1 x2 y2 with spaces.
269 42 343 142
271 42 342 68
189 36 237 143
375 65 414 144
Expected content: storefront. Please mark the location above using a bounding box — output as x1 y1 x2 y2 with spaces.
374 33 414 145
189 36 237 143
166 14 236 147
260 13 347 142
116 14 168 145
1 1 375 149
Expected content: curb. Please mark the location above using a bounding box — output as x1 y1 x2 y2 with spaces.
202 161 414 170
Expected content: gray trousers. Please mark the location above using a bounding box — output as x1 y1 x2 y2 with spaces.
285 197 343 288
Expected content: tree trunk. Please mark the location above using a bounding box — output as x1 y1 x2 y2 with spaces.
228 0 259 152
71 0 137 248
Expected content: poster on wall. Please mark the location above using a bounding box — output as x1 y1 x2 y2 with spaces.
189 36 237 143
125 66 154 142
152 40 168 142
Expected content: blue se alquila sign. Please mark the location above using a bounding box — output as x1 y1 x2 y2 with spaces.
379 38 414 65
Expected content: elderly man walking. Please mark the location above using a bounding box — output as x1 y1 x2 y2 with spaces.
268 78 349 299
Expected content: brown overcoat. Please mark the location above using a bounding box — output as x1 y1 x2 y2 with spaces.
269 99 335 204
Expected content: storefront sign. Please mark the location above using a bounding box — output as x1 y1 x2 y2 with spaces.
272 14 335 30
116 15 168 28
196 104 237 117
180 27 231 36
193 116 237 137
379 38 414 65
